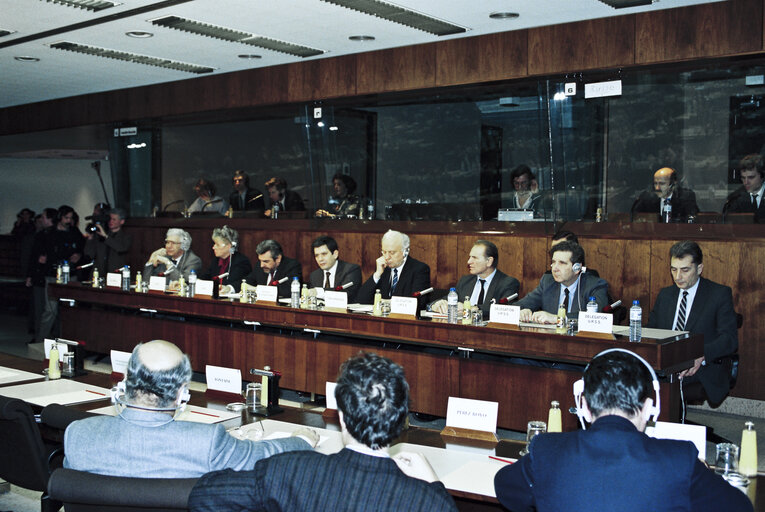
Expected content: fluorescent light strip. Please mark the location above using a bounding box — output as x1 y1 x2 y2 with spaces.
320 0 466 36
0 29 15 38
43 0 120 12
150 15 324 58
49 41 215 74
597 0 653 8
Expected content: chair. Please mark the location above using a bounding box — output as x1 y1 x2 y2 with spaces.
0 395 62 512
47 468 197 512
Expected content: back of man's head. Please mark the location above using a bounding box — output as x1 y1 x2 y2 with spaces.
125 340 192 409
583 351 653 419
335 352 409 450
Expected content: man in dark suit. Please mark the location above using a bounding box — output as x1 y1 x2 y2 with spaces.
429 240 519 317
494 350 752 512
188 352 457 512
264 176 305 217
724 153 765 223
633 167 699 222
228 170 265 212
517 241 609 324
647 241 738 407
309 235 361 303
357 230 430 304
244 239 302 298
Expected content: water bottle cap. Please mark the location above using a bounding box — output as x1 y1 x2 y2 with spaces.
632 300 640 305
450 287 456 291
190 269 195 274
551 400 559 407
589 296 596 301
292 276 298 280
745 421 755 430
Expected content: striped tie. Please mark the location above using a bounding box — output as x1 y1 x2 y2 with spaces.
391 268 398 293
675 291 688 330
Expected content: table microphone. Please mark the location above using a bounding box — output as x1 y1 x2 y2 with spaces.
413 287 433 297
493 293 519 304
216 272 229 280
334 282 354 291
76 262 94 270
271 276 289 286
602 300 622 313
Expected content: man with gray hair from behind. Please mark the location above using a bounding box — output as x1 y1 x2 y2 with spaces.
143 228 203 285
63 339 316 478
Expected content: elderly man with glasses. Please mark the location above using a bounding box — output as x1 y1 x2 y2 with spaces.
143 228 202 285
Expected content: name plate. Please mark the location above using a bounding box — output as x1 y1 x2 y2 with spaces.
44 339 69 362
313 287 325 299
148 275 166 291
390 296 417 316
256 284 277 302
195 279 214 296
105 272 121 288
490 304 520 325
445 396 498 433
110 350 131 375
325 382 338 410
324 290 348 310
578 311 613 334
205 365 242 395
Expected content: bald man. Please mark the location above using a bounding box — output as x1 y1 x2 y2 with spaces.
633 167 699 222
64 340 315 478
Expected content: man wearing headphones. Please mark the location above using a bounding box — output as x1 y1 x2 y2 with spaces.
229 170 265 213
64 340 315 478
517 241 608 324
633 166 699 222
244 239 303 298
142 228 202 285
494 350 752 512
264 176 305 218
309 235 362 302
725 153 765 222
201 226 252 293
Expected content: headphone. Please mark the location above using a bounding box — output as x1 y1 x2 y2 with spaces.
572 348 660 430
110 380 191 418
572 262 583 273
230 240 237 255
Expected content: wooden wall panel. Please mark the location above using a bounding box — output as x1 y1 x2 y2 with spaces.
287 55 357 103
527 16 635 76
435 30 528 86
635 0 763 63
584 238 652 311
355 44 436 95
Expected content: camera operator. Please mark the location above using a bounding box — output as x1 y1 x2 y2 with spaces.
84 207 132 276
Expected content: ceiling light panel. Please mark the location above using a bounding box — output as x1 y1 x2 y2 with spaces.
597 0 654 7
42 0 120 12
49 41 214 73
319 0 465 36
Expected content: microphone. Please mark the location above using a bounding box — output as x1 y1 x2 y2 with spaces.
247 194 263 203
216 272 230 280
722 189 744 223
413 287 433 297
602 300 622 313
76 262 94 270
629 197 641 222
163 199 185 212
334 282 354 291
271 276 289 286
492 292 519 305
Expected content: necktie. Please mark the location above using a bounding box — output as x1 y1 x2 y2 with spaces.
675 291 688 330
324 271 331 289
752 193 758 207
267 272 273 284
391 268 398 293
562 288 570 312
477 279 486 306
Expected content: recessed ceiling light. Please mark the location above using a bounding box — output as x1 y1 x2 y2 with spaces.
0 29 15 38
126 31 153 38
349 35 375 41
238 54 262 59
14 56 40 62
489 12 520 19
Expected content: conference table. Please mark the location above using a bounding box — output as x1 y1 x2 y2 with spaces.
48 283 703 433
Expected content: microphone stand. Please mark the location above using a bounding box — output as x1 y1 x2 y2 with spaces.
91 161 111 206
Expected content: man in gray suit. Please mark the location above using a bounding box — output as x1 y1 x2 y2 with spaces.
64 340 315 478
309 235 362 303
142 228 203 285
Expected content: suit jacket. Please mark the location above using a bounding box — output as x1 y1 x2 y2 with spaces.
229 187 265 212
201 251 252 292
244 255 302 297
516 272 609 315
358 256 431 304
188 447 457 512
434 270 520 316
63 408 311 479
494 415 752 512
309 260 362 303
273 189 305 211
634 186 700 221
142 248 203 284
648 277 738 405
83 228 132 275
725 186 765 223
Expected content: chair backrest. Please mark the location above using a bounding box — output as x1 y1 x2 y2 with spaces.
0 394 52 491
48 468 197 512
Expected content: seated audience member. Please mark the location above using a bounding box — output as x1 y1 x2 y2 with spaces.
64 340 315 478
315 173 361 218
83 207 132 275
188 352 458 512
143 228 202 285
647 241 738 407
633 166 699 221
188 178 228 215
244 239 302 297
201 225 251 293
494 349 752 512
517 241 608 324
509 164 543 211
430 240 519 317
11 207 35 237
264 176 305 218
358 230 430 304
229 170 265 212
309 235 361 302
724 153 765 222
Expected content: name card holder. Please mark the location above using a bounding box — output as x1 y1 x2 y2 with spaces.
321 381 340 422
148 275 166 293
440 397 499 443
205 365 243 401
195 279 215 298
105 272 121 288
110 349 131 381
388 296 418 319
486 304 521 330
256 285 278 304
323 291 348 313
576 311 616 340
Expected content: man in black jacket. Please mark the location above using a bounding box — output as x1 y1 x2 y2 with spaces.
633 167 699 222
245 239 302 298
309 235 361 303
724 153 765 222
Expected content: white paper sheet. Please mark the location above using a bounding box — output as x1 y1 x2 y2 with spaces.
0 380 111 406
88 404 240 424
0 366 45 386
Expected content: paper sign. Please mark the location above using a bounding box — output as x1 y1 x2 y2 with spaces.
105 272 121 288
195 279 214 296
490 304 520 325
205 365 242 395
646 421 707 460
44 339 68 362
256 285 278 302
584 79 622 99
390 296 417 316
578 311 613 333
324 290 348 310
313 287 326 299
149 275 165 291
445 397 498 433
325 382 338 410
110 350 131 375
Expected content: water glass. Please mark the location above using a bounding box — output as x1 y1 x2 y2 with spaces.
715 442 739 475
520 420 547 456
245 383 262 412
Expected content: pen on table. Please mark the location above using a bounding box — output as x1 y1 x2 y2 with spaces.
489 455 515 464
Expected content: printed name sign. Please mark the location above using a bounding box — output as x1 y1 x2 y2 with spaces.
148 276 165 291
205 365 242 395
44 339 68 362
110 350 131 375
325 382 338 410
324 290 348 310
390 296 417 316
578 311 613 334
445 396 498 433
195 279 214 296
490 304 520 325
256 285 278 302
105 272 121 288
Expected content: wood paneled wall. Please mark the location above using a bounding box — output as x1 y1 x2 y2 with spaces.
2 0 764 135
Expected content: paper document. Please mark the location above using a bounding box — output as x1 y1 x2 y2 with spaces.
612 326 687 340
0 366 45 386
0 380 111 407
89 404 240 424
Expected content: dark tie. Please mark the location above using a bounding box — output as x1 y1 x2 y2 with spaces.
562 288 570 312
675 291 688 330
752 193 758 207
477 279 486 306
391 268 399 293
324 271 331 289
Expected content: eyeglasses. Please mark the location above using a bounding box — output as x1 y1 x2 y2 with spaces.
165 240 181 245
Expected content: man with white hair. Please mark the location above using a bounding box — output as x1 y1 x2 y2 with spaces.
63 340 315 478
142 228 202 284
358 230 430 304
